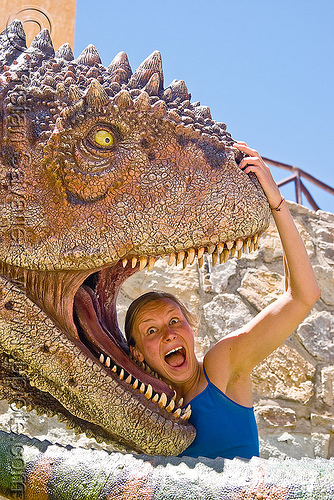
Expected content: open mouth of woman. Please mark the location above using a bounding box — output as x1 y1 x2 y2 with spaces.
165 346 187 368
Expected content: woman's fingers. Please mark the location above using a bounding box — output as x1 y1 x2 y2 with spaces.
233 141 281 206
238 156 264 171
233 141 259 157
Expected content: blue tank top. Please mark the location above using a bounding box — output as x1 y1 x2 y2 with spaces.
179 366 259 460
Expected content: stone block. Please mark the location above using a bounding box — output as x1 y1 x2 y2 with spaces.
238 269 284 311
297 311 334 362
255 405 296 428
310 413 334 430
259 431 330 459
201 294 253 345
313 265 334 306
208 259 238 294
320 366 334 406
252 344 315 403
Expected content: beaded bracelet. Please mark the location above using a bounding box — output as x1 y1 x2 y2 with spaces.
271 196 285 211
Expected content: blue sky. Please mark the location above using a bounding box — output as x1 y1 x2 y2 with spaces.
74 0 334 213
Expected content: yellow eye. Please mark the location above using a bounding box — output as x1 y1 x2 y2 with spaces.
94 129 114 147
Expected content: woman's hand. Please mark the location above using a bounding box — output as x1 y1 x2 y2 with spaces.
233 141 282 209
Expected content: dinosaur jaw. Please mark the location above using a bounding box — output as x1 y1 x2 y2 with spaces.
1 233 260 420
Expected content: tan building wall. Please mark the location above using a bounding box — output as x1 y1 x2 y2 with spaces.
0 0 76 50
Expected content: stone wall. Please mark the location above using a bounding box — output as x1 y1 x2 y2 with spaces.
0 201 333 459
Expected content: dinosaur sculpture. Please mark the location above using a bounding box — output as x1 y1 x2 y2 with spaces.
1 430 334 499
0 20 271 456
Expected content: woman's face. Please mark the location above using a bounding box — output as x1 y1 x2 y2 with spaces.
130 298 197 386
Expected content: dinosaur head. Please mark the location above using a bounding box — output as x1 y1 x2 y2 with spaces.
0 21 270 454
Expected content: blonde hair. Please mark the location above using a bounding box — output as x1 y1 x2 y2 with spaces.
125 291 197 347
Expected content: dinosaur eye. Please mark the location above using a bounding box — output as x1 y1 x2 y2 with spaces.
94 129 114 147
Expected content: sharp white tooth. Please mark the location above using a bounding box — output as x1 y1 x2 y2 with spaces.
223 249 229 262
133 379 139 389
207 244 215 254
125 374 132 384
147 256 155 271
172 391 177 401
99 353 104 364
188 248 195 265
139 256 148 270
230 247 236 258
119 369 124 380
237 249 243 259
177 251 185 265
132 257 138 268
183 257 188 269
198 256 204 268
139 382 146 394
152 393 159 403
174 408 182 417
181 404 192 420
254 234 260 250
122 258 128 267
177 398 184 407
168 253 176 266
158 392 167 408
235 239 243 251
145 384 153 400
197 247 205 259
243 240 248 252
212 252 218 267
217 243 224 254
112 364 117 372
166 399 175 412
226 241 233 250
105 357 111 368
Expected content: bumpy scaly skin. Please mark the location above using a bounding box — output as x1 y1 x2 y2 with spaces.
0 20 270 454
1 431 334 500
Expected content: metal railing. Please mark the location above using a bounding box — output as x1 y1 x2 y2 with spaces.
262 157 334 211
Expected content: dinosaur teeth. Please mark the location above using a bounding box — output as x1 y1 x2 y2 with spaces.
188 248 195 265
181 404 192 420
176 251 185 265
147 256 156 271
119 369 125 380
166 399 175 413
122 258 128 268
139 382 146 394
158 392 168 408
197 247 205 259
105 356 110 368
132 257 138 268
133 379 139 390
177 398 184 407
139 256 148 270
99 353 104 364
174 408 182 417
168 253 176 266
145 384 153 400
235 239 243 251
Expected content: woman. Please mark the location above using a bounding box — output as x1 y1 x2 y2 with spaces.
124 142 320 460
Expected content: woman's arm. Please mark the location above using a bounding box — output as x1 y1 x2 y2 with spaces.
205 142 321 381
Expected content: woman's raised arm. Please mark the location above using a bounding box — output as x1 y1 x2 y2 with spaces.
205 142 321 379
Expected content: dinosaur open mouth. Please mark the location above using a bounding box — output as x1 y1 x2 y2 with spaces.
70 234 260 415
